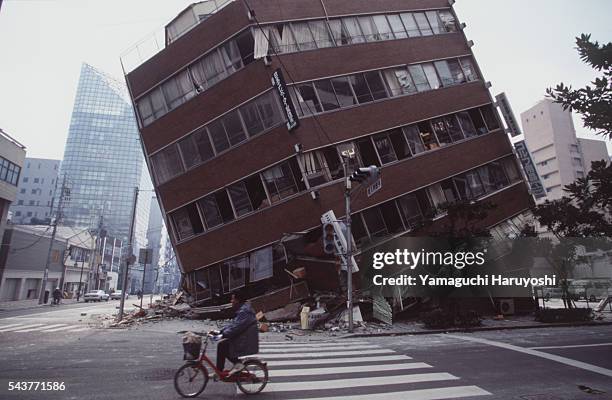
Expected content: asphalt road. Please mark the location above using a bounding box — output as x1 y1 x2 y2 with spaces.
0 305 611 400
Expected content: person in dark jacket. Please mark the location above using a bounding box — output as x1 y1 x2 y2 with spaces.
52 287 62 305
216 290 259 375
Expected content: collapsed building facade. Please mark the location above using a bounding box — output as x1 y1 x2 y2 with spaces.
123 0 533 314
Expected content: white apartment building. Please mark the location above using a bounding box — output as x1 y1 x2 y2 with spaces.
521 99 610 203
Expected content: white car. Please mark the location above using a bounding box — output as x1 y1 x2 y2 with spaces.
84 290 110 302
110 290 128 300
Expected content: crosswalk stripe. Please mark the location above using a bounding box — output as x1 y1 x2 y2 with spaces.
271 362 432 377
289 385 491 400
266 355 411 367
260 341 369 348
264 372 458 392
261 341 366 345
14 324 67 332
0 323 29 330
260 344 380 353
0 324 43 332
67 327 90 333
43 325 82 332
256 349 394 360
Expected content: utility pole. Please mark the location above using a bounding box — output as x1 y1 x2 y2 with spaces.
38 175 67 304
343 157 354 333
139 248 149 309
118 187 139 321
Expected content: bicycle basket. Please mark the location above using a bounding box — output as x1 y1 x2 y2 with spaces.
182 332 202 360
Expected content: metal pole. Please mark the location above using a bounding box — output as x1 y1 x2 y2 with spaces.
119 187 139 321
140 250 147 309
59 237 70 293
77 258 85 301
38 175 66 304
344 158 354 333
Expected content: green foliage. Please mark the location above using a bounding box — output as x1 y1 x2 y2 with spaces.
546 34 612 140
534 161 612 238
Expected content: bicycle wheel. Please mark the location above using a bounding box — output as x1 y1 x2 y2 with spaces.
174 363 209 398
236 359 268 395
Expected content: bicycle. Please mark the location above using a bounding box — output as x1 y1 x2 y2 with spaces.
174 331 268 398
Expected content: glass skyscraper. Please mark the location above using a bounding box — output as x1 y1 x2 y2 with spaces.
61 63 150 254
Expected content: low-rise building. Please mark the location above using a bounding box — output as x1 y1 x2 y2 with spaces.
0 225 93 301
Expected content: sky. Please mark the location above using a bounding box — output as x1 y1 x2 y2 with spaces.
0 0 611 160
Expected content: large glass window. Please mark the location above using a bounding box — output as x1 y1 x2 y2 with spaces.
380 201 404 234
308 20 334 48
342 17 365 44
373 15 395 40
227 256 248 290
397 194 424 228
161 70 195 110
291 22 317 51
408 65 430 92
228 182 253 217
468 109 489 135
425 11 443 34
151 145 184 184
331 76 357 107
362 207 387 238
244 174 269 211
250 247 274 282
198 194 223 229
294 83 323 115
328 19 351 46
418 122 439 151
386 14 407 38
223 111 247 146
215 190 236 223
350 73 374 104
403 125 426 155
413 13 433 36
364 71 388 100
456 112 478 138
297 152 328 187
356 138 380 167
171 203 204 241
321 147 344 180
220 40 243 73
480 105 501 131
178 128 215 169
314 80 340 111
478 162 509 192
400 13 420 37
358 16 379 42
459 57 478 81
438 11 457 32
208 120 230 153
423 63 441 90
373 134 397 164
262 159 303 203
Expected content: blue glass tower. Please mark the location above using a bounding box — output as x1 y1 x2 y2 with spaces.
61 63 150 251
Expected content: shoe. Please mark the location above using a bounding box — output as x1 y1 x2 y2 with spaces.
228 362 244 376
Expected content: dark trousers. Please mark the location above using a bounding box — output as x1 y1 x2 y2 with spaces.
216 339 239 371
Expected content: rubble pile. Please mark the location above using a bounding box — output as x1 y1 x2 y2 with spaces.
107 291 194 328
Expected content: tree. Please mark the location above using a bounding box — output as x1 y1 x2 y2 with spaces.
532 161 612 308
546 34 612 140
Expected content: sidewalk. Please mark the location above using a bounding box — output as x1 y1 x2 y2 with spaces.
0 298 81 312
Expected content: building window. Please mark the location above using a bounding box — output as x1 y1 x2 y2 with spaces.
198 191 235 229
161 70 196 110
1 158 21 186
178 128 215 169
151 145 184 184
20 188 26 194
250 246 274 282
226 256 248 290
170 203 204 241
478 162 509 192
262 159 304 203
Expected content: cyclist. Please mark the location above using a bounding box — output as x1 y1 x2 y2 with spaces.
214 290 259 376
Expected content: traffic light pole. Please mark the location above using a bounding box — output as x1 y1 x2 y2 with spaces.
343 158 354 333
118 187 139 322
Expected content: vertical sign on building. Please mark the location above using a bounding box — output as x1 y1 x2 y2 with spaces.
514 140 546 199
495 92 522 137
271 69 300 132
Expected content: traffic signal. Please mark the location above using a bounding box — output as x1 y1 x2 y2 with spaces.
349 165 380 183
322 223 336 254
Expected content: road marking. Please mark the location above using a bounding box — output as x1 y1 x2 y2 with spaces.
260 341 369 348
44 325 84 332
266 354 411 367
0 323 28 330
255 349 394 359
261 340 366 345
259 344 380 353
529 342 612 350
67 327 91 333
14 324 66 332
265 372 459 392
447 334 612 378
271 362 432 377
289 385 491 400
0 324 43 332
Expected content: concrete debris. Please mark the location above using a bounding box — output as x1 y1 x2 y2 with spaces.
264 302 301 322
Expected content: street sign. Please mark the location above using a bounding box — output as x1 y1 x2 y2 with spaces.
514 141 546 199
495 92 522 137
367 178 382 197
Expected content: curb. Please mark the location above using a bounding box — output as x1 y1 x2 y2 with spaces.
342 321 612 338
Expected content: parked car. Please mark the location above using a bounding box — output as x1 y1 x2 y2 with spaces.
110 290 128 300
84 290 110 302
